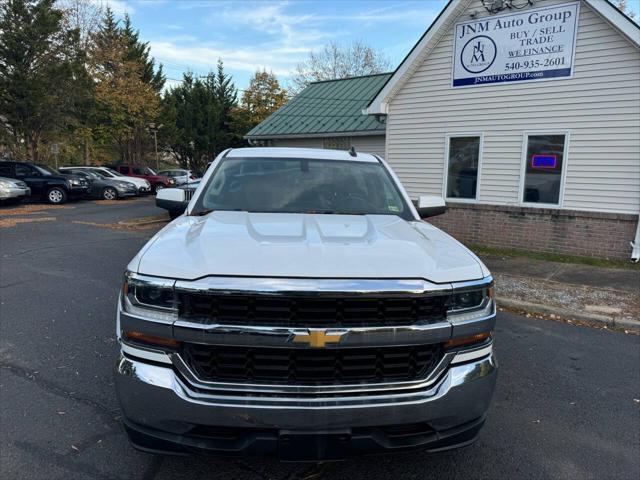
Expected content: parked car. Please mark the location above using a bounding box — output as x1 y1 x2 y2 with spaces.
156 178 201 218
116 147 497 460
113 164 175 193
156 169 197 186
61 166 151 195
0 161 89 204
0 176 31 205
60 168 137 200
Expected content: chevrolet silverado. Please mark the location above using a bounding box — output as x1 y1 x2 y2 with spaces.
115 147 497 461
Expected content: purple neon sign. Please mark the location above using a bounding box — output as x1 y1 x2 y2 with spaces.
531 154 557 169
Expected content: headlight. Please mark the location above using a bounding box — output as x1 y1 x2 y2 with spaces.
70 179 80 185
447 281 494 322
144 180 150 187
168 178 176 185
122 271 177 322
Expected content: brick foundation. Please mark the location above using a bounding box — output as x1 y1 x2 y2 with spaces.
427 203 639 261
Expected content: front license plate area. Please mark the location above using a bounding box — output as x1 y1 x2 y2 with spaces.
278 430 351 461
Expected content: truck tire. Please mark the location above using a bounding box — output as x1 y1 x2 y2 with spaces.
102 187 118 200
46 187 67 204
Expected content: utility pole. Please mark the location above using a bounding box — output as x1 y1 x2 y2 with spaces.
51 143 59 170
148 123 162 171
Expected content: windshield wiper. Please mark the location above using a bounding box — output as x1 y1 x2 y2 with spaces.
191 208 215 216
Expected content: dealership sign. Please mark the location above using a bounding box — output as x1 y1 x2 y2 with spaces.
452 2 579 87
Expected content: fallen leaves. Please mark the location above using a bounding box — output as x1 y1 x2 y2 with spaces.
0 204 72 217
0 217 56 229
73 214 168 232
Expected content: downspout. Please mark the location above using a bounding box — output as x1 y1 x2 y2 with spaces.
631 213 640 262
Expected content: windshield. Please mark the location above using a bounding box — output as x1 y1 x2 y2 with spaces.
105 168 122 177
145 167 156 175
79 170 100 179
194 157 411 219
35 165 59 176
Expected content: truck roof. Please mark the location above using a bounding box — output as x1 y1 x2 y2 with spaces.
227 147 380 163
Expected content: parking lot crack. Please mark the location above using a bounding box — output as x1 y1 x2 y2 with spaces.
0 361 120 425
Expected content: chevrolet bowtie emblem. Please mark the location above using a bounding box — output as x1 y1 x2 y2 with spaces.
292 329 346 348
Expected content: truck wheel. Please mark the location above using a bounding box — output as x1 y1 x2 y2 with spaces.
154 184 165 194
47 187 67 204
102 187 118 200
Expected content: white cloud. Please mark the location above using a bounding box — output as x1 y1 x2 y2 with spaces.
146 1 442 88
150 39 310 77
92 0 134 16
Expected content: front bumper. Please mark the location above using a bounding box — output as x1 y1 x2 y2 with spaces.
114 349 497 460
68 186 89 197
116 186 138 197
0 186 30 199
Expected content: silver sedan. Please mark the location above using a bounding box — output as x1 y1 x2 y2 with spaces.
0 176 31 204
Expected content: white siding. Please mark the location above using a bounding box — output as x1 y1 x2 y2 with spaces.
349 135 386 158
386 0 640 214
271 135 386 158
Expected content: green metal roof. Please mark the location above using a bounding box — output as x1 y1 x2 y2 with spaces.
245 73 391 139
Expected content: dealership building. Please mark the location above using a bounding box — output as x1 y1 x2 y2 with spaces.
249 0 640 261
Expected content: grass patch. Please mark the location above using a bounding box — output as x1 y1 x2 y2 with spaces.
469 244 639 271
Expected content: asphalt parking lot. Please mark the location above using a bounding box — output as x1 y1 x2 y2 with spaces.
1 197 638 480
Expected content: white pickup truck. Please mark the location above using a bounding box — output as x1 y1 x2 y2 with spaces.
115 147 497 461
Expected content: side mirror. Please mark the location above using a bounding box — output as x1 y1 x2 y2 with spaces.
415 195 446 218
156 188 187 216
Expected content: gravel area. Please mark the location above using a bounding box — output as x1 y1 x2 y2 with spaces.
494 272 640 325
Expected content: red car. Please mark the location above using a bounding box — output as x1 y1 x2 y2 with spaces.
114 164 176 193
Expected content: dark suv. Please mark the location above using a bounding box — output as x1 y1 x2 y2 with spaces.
114 164 175 193
0 161 89 204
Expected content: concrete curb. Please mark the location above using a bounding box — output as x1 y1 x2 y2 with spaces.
496 296 640 331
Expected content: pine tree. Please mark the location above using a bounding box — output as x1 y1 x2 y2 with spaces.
87 7 163 163
0 0 85 161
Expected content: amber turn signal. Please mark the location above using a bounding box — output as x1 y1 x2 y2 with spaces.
444 332 490 349
123 330 181 348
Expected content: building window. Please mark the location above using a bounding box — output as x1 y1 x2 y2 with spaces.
446 136 480 200
522 134 566 205
323 137 351 150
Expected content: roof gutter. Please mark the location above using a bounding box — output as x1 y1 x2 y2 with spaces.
245 130 386 141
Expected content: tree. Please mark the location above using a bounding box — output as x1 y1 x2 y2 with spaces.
58 0 103 50
616 0 637 20
161 63 241 174
0 0 85 161
58 0 103 164
87 8 163 163
241 70 288 127
290 40 392 94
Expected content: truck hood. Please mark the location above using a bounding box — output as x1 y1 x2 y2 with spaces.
133 212 485 283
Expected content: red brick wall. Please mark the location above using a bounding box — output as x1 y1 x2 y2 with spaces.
427 203 639 261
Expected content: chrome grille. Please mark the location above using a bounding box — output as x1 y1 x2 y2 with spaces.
177 292 449 327
184 188 195 201
182 343 444 385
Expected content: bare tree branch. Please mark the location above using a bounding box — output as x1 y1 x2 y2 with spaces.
290 40 392 94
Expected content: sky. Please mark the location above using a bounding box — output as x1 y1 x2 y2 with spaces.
96 0 449 90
